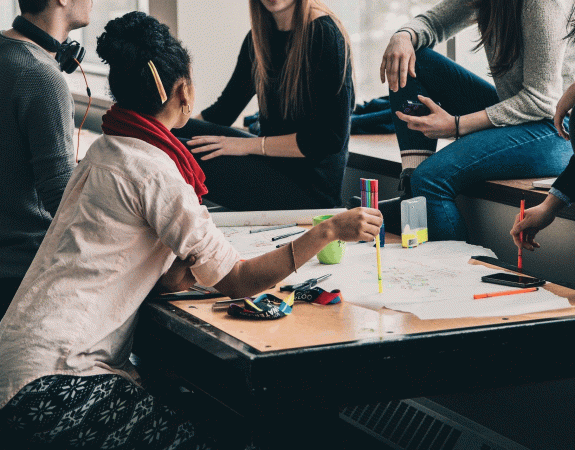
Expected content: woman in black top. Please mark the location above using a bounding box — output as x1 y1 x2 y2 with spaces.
175 0 354 211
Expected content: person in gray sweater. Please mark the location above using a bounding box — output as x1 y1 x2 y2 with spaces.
0 0 92 316
510 94 575 251
379 0 574 241
511 9 575 252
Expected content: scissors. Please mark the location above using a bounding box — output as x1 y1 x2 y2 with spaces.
279 274 331 292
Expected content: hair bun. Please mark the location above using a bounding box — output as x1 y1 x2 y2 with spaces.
96 11 170 69
96 11 191 116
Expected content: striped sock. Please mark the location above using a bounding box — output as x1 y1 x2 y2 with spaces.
400 149 435 169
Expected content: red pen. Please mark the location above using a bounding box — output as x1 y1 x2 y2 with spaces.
474 287 538 300
518 196 525 271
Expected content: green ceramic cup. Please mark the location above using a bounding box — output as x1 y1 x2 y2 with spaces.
312 214 346 264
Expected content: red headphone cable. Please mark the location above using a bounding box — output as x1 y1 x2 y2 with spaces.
74 58 92 164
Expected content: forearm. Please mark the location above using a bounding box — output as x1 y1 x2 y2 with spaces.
395 28 418 48
400 0 475 50
245 133 305 158
215 222 335 298
264 133 304 157
545 192 567 213
458 110 495 137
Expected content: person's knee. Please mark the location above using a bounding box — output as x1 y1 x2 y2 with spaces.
414 47 440 70
414 47 436 59
410 165 430 194
411 162 454 199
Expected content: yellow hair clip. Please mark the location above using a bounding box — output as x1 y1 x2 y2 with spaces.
147 60 168 104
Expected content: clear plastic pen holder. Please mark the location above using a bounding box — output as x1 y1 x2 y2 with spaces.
401 196 428 247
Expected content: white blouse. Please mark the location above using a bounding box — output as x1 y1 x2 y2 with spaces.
0 135 240 408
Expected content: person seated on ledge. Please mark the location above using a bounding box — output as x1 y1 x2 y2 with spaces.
0 12 381 449
511 80 575 250
375 0 574 240
174 0 354 211
0 0 93 315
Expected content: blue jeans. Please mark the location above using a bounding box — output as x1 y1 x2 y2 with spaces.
389 48 572 241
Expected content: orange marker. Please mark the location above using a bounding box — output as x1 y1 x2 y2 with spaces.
518 196 525 271
473 287 538 300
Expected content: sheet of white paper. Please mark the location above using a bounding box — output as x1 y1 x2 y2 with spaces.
386 291 570 319
219 228 571 319
221 226 308 258
212 209 346 226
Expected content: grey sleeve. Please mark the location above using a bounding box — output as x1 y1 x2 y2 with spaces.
400 0 476 50
485 0 569 126
16 66 76 217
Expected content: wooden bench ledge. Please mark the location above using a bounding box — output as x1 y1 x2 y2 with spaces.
348 134 575 221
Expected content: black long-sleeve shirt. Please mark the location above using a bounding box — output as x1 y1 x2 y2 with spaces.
551 117 575 204
552 154 575 203
202 16 354 207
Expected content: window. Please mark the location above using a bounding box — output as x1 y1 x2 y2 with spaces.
70 1 149 74
329 0 446 101
4 1 149 88
0 0 16 30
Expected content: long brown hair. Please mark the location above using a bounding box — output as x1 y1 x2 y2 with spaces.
471 0 523 78
566 5 575 41
249 0 352 120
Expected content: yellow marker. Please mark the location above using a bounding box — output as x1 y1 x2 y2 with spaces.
375 235 383 293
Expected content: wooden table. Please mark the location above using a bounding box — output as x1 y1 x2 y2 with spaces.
134 236 575 447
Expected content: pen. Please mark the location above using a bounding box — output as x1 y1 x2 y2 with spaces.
271 229 305 241
518 195 525 271
276 242 289 248
279 274 332 291
212 298 250 311
187 285 211 294
250 223 298 234
473 287 538 299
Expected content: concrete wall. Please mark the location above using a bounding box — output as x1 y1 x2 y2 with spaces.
176 1 253 116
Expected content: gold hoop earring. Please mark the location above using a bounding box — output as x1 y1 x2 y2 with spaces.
182 104 191 115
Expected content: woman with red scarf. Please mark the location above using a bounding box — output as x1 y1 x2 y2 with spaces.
0 12 381 450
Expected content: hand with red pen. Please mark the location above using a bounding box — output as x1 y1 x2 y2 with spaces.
510 195 565 251
518 197 525 270
511 81 573 252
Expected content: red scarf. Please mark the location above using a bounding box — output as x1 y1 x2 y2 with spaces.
101 104 208 203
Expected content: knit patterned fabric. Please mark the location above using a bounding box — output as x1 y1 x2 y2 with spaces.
0 34 76 278
400 149 435 169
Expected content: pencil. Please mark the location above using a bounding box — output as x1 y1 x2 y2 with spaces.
373 179 383 293
473 287 538 299
518 196 525 271
271 229 305 241
250 223 297 234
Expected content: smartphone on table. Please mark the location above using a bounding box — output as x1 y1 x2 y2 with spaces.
481 273 546 288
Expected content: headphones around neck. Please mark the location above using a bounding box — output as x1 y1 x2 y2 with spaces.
12 15 85 74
